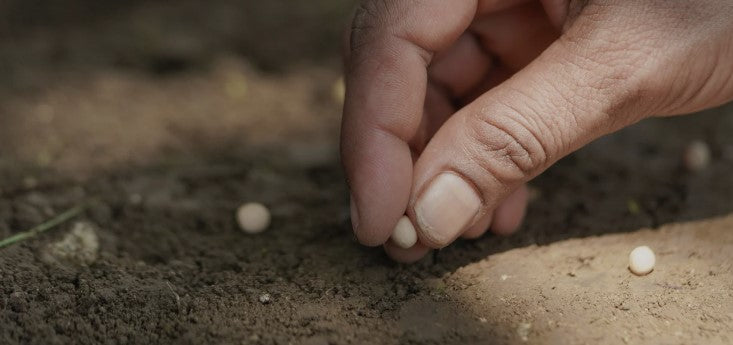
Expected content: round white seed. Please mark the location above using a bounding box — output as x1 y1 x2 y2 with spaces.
236 202 271 234
683 140 711 172
391 216 417 249
628 246 655 276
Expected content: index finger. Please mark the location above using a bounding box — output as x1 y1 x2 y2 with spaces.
341 0 477 246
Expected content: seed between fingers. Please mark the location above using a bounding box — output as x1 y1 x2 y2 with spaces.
391 216 418 249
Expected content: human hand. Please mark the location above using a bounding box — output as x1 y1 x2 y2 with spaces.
340 0 733 262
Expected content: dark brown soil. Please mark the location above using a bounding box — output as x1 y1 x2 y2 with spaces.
1 1 732 344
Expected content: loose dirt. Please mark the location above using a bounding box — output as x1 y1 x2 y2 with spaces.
1 1 732 344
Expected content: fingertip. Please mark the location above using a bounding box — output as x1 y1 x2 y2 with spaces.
384 242 432 263
343 132 414 247
491 185 529 236
350 193 391 247
350 195 360 232
353 228 387 247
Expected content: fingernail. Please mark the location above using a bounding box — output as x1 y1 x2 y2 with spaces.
391 216 417 249
414 173 481 245
350 195 360 232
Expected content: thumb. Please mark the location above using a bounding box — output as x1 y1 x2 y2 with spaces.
407 8 655 248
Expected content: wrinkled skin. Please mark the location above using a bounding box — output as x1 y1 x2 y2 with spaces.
340 0 733 262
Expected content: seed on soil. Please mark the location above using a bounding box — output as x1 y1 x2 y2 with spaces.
391 216 417 249
258 293 272 304
683 140 711 172
629 246 655 276
236 202 271 234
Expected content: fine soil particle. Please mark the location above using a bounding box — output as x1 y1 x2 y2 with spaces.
1 1 733 344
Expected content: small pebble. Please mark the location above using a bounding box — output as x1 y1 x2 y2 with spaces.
40 222 100 267
516 322 532 342
683 140 711 172
629 246 655 276
391 216 417 249
236 202 271 234
258 293 272 304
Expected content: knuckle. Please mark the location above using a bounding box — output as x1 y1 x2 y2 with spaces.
559 1 682 120
556 30 654 127
463 106 549 183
